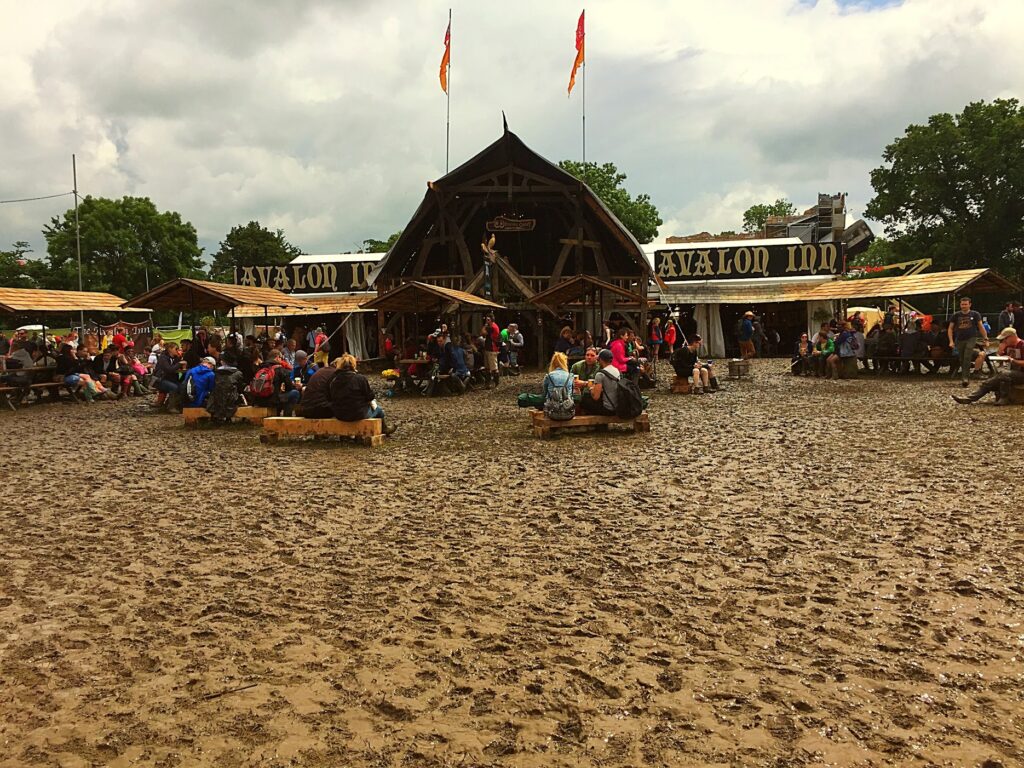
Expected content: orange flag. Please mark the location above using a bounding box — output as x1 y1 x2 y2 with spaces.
439 19 451 93
567 10 585 96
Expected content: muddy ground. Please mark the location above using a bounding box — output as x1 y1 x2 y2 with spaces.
1 360 1022 767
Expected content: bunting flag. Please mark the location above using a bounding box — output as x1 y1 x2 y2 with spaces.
439 19 451 93
567 10 585 96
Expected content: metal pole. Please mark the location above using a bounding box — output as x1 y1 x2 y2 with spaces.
73 154 84 336
445 8 451 174
581 15 586 166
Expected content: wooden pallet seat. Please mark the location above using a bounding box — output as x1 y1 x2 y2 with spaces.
261 417 384 447
529 409 650 439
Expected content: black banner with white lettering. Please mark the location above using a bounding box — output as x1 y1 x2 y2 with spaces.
234 262 377 293
654 243 844 281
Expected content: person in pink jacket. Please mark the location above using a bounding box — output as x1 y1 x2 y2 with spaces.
609 327 631 374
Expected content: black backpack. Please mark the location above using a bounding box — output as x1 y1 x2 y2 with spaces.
615 376 645 419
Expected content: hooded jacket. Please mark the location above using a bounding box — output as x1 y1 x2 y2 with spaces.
183 364 216 407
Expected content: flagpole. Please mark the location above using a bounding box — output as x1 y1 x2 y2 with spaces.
582 52 586 164
445 8 451 173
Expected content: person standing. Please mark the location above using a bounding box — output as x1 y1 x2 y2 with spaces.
1012 301 1024 334
481 315 501 387
662 319 678 357
507 323 524 373
738 312 755 359
947 297 987 385
997 302 1015 333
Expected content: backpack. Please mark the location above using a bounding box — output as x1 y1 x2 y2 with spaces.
250 364 279 398
615 375 645 419
543 372 576 421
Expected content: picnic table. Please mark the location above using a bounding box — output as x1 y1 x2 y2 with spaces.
0 366 63 410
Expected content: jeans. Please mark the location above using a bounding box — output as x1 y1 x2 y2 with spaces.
367 404 385 420
955 338 976 381
279 389 301 416
155 378 180 394
64 374 81 388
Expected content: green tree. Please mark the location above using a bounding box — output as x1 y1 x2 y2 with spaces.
0 241 51 288
209 221 303 282
865 99 1024 283
361 231 402 253
558 161 663 244
742 199 798 233
43 196 204 298
849 237 898 268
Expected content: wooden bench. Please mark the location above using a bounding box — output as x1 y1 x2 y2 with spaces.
0 381 71 410
530 409 650 439
261 417 384 447
670 376 691 394
183 406 274 427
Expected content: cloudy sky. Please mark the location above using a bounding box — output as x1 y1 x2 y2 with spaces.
1 0 1022 262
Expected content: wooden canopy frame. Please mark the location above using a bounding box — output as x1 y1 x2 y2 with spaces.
794 268 1021 301
529 275 647 310
122 278 313 312
0 287 148 314
361 281 504 313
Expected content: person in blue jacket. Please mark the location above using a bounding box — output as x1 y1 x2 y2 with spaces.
290 350 319 391
181 356 217 407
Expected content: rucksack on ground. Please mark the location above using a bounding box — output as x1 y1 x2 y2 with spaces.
615 376 645 419
250 365 279 398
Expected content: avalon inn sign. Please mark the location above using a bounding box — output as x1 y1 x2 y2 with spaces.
654 242 843 281
234 261 377 293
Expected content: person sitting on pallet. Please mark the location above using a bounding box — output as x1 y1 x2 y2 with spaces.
672 335 718 394
952 327 1024 406
569 347 602 412
438 331 470 394
181 356 217 409
297 358 341 419
329 354 397 436
206 353 246 422
55 343 86 400
290 350 318 392
542 352 578 421
151 342 184 409
581 349 620 416
249 349 300 416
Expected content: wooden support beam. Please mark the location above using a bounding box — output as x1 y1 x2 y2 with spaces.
549 242 573 287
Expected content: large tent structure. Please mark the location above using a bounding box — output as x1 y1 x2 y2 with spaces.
368 124 654 363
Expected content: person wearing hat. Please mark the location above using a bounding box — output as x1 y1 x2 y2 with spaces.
738 311 756 359
290 349 318 391
181 356 217 408
952 327 1024 405
582 349 620 415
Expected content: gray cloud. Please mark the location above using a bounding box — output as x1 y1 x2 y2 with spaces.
1 0 1021 265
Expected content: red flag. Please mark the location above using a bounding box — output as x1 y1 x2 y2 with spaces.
440 20 451 93
567 10 585 96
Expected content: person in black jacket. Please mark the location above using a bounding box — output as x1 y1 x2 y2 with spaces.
297 359 340 419
328 354 396 435
249 349 300 416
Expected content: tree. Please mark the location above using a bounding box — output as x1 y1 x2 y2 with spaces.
0 242 51 289
849 237 898 268
43 196 204 298
742 199 797 234
209 221 303 282
865 99 1024 284
361 231 402 253
558 161 663 244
